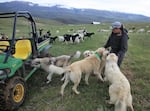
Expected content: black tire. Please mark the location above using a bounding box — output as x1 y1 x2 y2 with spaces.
3 76 26 110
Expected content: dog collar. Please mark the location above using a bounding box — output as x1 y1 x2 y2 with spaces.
95 52 102 60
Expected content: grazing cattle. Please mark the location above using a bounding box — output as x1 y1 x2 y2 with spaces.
78 33 84 42
38 37 44 43
39 28 43 36
71 34 79 43
146 26 149 28
100 29 110 32
74 36 80 44
43 30 51 38
47 30 51 36
63 34 80 44
56 30 60 34
76 29 85 33
137 28 145 33
128 30 133 33
132 26 136 30
64 34 72 44
0 33 8 40
50 36 58 43
38 30 51 43
58 36 65 42
84 32 95 38
147 30 150 33
76 29 87 34
58 31 87 44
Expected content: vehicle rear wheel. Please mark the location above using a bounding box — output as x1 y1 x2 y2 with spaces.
2 76 27 110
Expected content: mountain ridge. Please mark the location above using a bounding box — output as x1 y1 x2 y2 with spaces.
0 1 150 24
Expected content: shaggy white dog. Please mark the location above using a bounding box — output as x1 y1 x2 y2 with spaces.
49 51 81 67
31 58 66 83
104 53 134 111
31 51 81 83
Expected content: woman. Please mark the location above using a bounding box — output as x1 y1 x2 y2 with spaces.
104 21 129 67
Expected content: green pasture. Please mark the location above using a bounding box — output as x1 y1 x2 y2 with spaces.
0 18 150 111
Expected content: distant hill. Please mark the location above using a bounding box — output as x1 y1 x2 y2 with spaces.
0 1 150 24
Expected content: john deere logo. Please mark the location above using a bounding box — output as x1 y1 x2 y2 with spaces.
12 64 16 67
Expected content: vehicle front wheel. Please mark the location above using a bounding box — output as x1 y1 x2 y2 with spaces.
4 76 26 110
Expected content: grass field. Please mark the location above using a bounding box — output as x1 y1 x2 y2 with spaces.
0 18 150 111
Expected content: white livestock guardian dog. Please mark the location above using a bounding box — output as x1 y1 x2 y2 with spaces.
49 51 81 67
60 47 109 96
104 53 134 111
31 58 66 83
31 51 81 83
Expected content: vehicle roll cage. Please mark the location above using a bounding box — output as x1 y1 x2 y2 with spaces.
0 11 38 63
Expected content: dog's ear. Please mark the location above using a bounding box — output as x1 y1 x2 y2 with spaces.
103 50 110 57
100 47 106 56
101 50 108 60
48 59 53 64
108 53 118 63
49 58 56 65
111 55 117 62
95 47 105 55
106 47 111 52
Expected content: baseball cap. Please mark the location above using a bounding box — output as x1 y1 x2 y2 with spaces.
112 21 122 29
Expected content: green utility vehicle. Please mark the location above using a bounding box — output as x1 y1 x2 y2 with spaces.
0 11 51 110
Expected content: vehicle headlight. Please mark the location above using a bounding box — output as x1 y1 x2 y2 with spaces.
0 68 11 76
0 70 4 75
0 70 5 76
0 69 10 83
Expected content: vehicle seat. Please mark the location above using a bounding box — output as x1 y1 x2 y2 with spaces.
13 40 32 60
0 41 10 53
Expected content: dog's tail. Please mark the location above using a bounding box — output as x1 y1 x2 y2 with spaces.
61 68 71 81
127 93 134 111
115 99 126 111
70 50 81 59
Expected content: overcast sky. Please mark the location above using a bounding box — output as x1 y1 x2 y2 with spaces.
0 0 150 17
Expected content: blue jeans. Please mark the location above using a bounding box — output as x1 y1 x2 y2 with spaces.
117 53 125 67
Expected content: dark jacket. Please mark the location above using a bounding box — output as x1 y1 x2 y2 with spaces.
104 30 128 56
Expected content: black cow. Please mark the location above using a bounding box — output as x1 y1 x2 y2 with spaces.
50 36 58 43
84 32 95 38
